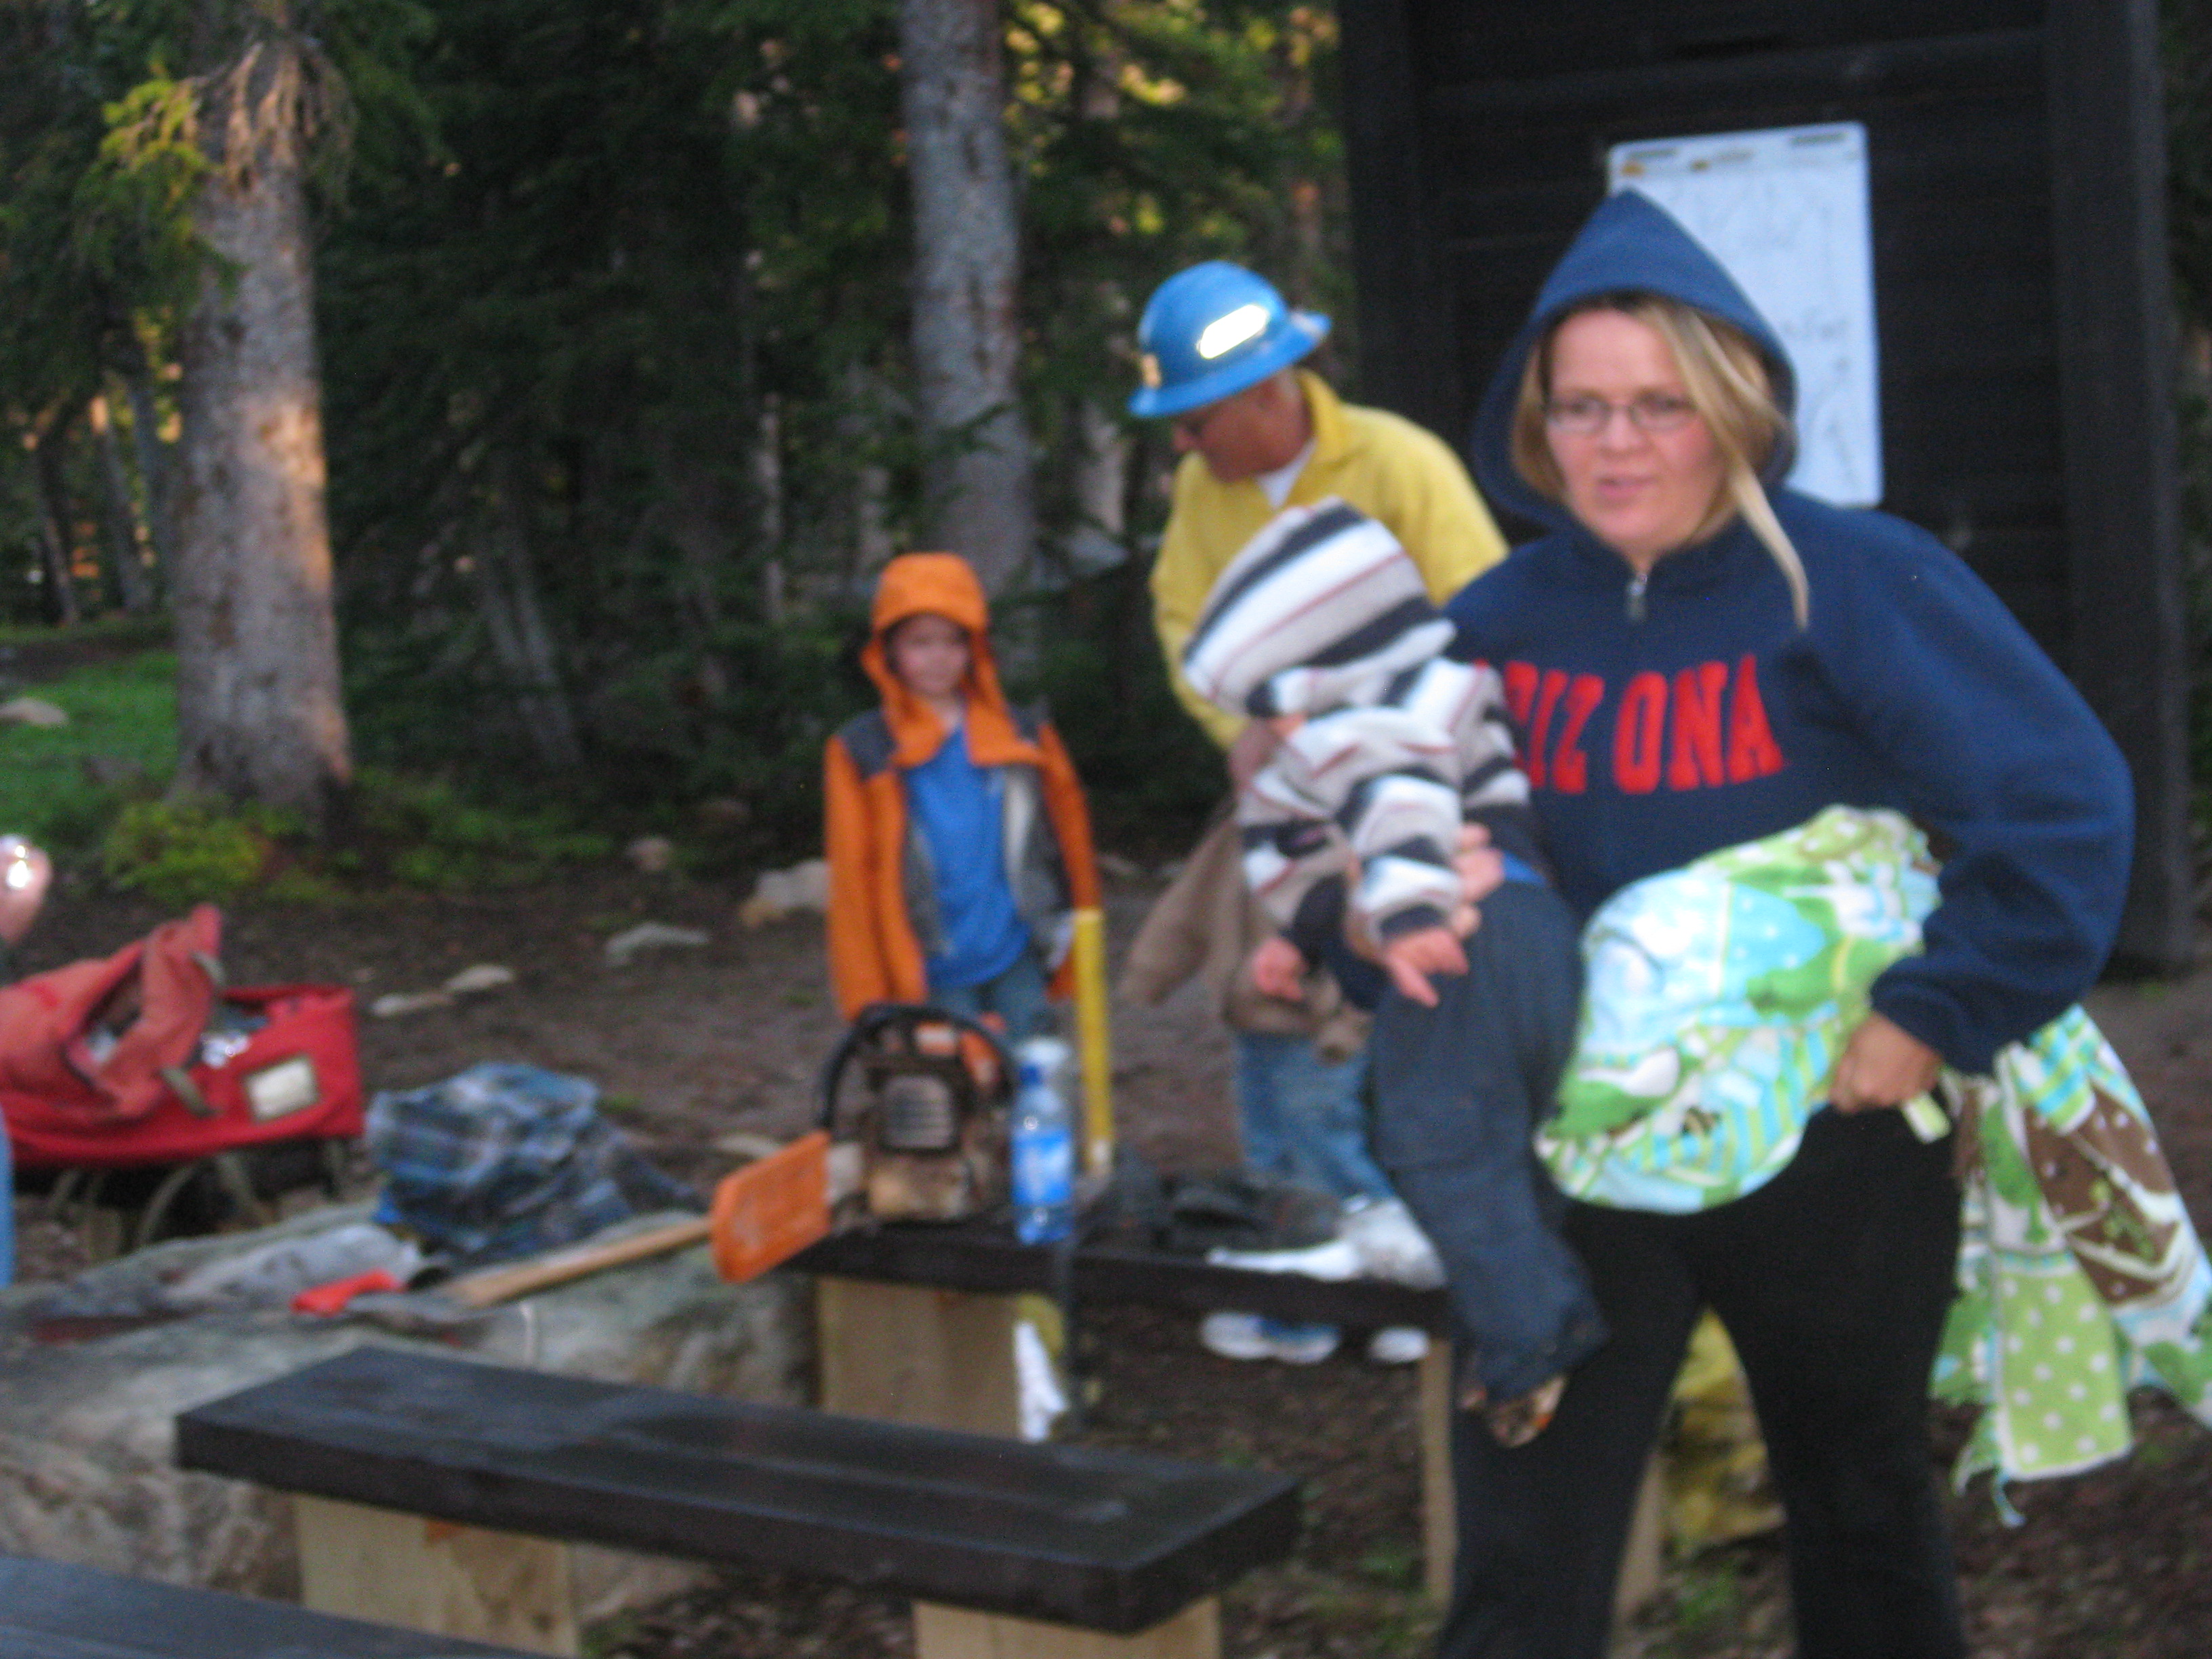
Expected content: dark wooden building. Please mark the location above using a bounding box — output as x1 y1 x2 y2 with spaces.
1338 0 2192 969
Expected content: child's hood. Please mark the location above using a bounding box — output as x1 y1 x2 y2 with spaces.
860 552 1033 768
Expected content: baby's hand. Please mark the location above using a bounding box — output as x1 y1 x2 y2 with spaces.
1455 823 1506 907
1380 924 1468 1008
1248 935 1309 1002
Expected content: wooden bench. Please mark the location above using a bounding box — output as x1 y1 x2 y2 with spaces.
797 1222 1665 1618
0 1551 536 1658
175 1344 1300 1659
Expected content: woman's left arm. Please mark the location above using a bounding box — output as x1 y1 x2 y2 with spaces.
1813 514 2134 1077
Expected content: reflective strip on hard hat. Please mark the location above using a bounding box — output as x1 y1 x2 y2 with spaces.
1127 260 1330 419
1196 303 1270 361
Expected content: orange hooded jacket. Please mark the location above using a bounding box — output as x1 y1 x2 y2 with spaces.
823 554 1100 1023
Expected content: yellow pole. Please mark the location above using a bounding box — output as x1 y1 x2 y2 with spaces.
1071 907 1115 1174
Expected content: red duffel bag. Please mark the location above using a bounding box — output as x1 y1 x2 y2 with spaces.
0 906 363 1170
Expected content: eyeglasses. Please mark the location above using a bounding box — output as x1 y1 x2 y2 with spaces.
1544 394 1698 436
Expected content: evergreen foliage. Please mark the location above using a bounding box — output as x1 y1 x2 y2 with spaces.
0 0 1346 857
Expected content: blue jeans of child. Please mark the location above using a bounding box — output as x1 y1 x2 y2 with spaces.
1369 880 1603 1401
1235 1031 1392 1204
931 948 1051 1044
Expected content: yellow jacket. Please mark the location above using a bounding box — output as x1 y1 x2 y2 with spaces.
1149 371 1507 747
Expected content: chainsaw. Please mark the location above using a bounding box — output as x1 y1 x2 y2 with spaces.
815 1002 1015 1224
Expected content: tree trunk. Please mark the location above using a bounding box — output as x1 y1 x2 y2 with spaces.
842 361 899 579
28 408 84 627
473 451 581 770
120 350 180 596
171 14 352 830
897 0 1036 592
89 394 157 614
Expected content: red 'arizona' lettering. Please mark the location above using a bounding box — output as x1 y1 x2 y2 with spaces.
1551 675 1603 793
1668 661 1730 789
1725 653 1785 781
1501 655 1787 794
1526 668 1569 789
1614 673 1668 793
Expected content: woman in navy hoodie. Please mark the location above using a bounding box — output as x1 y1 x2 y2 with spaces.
1437 191 2133 1658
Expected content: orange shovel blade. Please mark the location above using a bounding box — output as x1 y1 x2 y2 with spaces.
710 1130 833 1283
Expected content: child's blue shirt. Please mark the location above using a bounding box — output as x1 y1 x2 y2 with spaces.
903 721 1031 990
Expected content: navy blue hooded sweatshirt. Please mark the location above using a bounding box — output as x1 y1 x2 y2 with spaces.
1447 190 2133 1076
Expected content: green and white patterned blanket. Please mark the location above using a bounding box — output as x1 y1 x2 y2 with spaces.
1538 806 2212 1500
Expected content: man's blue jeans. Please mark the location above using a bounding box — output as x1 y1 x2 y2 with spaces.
1234 1031 1392 1204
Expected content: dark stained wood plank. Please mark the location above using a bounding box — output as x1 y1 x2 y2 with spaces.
1339 0 1465 435
176 1347 1300 1636
0 1553 536 1658
2047 0 2193 968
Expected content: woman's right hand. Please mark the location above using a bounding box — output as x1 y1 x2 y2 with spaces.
1829 1012 1943 1113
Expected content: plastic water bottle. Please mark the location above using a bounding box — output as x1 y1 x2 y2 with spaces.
1010 1037 1076 1245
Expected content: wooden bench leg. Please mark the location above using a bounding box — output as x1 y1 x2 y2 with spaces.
292 1494 579 1657
817 1277 1025 1436
915 1595 1218 1658
1612 1454 1667 1627
1419 1340 1455 1603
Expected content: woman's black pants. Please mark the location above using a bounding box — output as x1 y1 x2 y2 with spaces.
1437 1107 1967 1659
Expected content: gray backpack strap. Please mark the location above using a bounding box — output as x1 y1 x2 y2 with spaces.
838 710 897 778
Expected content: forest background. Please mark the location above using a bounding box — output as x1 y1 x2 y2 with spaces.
4 0 2212 894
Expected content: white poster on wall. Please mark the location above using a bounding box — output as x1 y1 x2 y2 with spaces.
1607 122 1882 508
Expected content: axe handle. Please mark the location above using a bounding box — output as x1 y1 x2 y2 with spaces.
1073 907 1114 1174
441 1215 714 1308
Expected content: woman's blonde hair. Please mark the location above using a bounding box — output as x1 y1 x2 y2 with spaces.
1510 294 1807 626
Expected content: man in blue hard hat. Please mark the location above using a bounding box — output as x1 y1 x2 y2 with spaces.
1122 261 1509 1368
1131 262 1507 785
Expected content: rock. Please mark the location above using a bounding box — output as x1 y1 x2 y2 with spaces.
442 963 517 996
604 922 710 966
0 697 67 729
162 1222 424 1313
739 859 828 928
625 835 676 874
0 1205 808 1621
367 990 453 1019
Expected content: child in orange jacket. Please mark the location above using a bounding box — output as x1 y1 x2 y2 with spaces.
823 554 1100 1038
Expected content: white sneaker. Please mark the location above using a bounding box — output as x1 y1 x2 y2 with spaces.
1200 1311 1340 1364
1366 1325 1431 1366
1340 1196 1446 1288
1204 1236 1363 1279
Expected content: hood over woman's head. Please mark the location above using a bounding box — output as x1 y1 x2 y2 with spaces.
1471 191 1809 621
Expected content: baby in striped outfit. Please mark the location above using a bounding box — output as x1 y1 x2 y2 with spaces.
1183 498 1606 1441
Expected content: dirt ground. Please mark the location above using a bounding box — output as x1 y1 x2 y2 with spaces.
10 864 2212 1658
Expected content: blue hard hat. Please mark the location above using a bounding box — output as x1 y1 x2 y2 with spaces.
1127 262 1330 418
